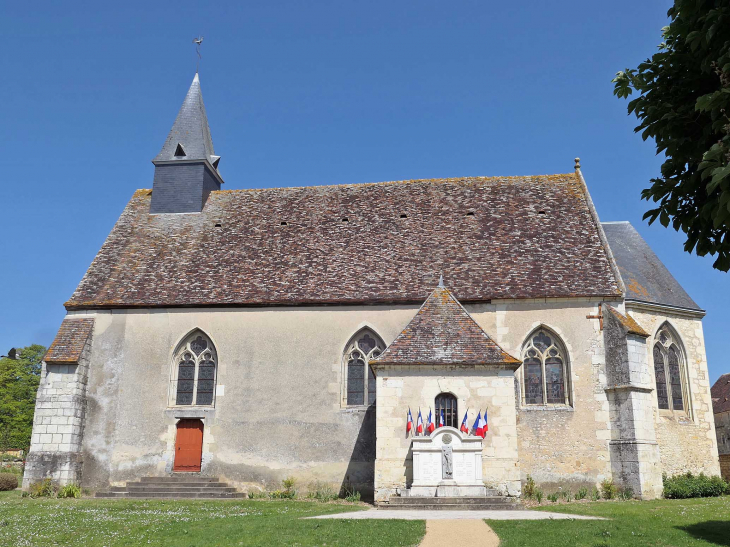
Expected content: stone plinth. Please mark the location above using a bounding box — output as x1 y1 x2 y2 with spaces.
408 427 485 497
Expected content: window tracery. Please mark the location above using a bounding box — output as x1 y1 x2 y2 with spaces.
172 332 217 406
521 329 570 406
653 324 687 412
344 330 384 406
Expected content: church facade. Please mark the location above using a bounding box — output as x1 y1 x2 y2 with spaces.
24 74 720 501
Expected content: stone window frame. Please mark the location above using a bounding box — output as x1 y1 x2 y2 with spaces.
435 392 458 428
168 329 219 408
518 326 572 408
651 322 692 420
342 327 385 408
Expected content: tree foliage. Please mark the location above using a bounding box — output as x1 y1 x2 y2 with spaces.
0 345 45 451
613 1 730 271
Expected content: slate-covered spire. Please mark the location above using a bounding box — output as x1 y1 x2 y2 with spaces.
153 73 220 168
150 73 224 214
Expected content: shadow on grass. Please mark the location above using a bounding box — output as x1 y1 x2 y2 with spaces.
678 521 730 546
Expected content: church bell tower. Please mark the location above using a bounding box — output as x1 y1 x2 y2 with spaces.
149 73 224 214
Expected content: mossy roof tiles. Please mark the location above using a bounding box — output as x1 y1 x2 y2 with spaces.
370 285 519 366
44 318 94 364
66 173 621 309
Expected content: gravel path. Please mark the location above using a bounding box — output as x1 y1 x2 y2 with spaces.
418 519 499 547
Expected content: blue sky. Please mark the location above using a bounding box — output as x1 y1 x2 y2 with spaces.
2 1 727 383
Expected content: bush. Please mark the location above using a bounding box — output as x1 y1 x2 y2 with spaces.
57 484 81 499
523 475 536 499
663 472 728 499
601 479 617 500
564 490 573 502
618 486 634 501
591 487 600 501
344 490 361 503
0 474 18 491
535 489 543 503
282 476 296 492
576 487 588 500
307 482 338 502
28 479 56 498
547 492 559 503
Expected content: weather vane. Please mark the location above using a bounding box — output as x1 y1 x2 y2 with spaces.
193 36 204 73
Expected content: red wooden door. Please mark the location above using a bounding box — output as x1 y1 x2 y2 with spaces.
173 419 203 472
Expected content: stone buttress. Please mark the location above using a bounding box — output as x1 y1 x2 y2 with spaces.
23 318 94 488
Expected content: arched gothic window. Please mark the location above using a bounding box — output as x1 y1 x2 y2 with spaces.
435 393 458 428
521 329 570 405
344 329 384 406
172 331 217 406
653 324 687 411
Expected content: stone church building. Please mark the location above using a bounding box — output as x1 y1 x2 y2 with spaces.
25 73 720 501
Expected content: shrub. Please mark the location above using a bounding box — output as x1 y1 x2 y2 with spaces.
564 490 573 502
28 479 56 498
523 475 536 499
601 479 617 500
345 490 361 503
247 489 267 499
269 489 296 499
576 487 588 500
547 492 559 503
0 474 18 491
591 487 600 501
57 484 81 499
663 472 729 499
282 476 296 492
618 486 634 501
307 482 338 502
535 489 543 503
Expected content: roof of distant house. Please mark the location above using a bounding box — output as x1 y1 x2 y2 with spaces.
371 284 519 366
712 373 730 414
602 221 701 312
65 173 622 309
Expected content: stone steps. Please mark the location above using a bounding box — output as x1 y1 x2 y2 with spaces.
384 496 523 511
95 475 244 499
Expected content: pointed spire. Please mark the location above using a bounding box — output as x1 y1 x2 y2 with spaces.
154 73 220 170
438 273 445 288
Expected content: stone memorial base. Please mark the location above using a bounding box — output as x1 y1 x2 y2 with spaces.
405 481 488 497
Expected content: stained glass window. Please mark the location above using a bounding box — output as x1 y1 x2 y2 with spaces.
653 325 687 412
172 331 217 407
345 329 384 406
521 329 569 406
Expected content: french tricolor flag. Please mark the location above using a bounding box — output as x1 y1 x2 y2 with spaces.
416 410 424 435
406 408 414 435
460 410 469 434
439 409 445 428
475 410 488 438
472 410 483 437
427 409 435 434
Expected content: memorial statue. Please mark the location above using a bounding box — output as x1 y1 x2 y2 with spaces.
441 445 453 479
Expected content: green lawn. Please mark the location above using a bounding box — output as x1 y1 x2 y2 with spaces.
0 491 425 547
488 496 730 546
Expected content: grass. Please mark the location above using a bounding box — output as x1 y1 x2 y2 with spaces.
0 491 425 547
488 496 730 546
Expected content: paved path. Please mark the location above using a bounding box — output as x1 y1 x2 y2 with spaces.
419 519 499 547
308 509 605 520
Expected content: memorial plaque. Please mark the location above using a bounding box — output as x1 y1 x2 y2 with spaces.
441 445 453 479
419 453 441 483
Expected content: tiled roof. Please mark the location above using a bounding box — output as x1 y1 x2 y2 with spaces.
602 304 650 337
602 222 701 311
370 285 520 366
712 373 730 414
66 173 621 309
44 318 94 364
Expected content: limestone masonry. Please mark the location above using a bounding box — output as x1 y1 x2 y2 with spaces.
24 73 721 499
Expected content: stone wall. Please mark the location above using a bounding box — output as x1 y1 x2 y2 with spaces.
23 333 92 488
625 306 720 478
372 365 520 502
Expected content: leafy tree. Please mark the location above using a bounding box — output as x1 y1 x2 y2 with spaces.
613 1 730 271
0 345 45 452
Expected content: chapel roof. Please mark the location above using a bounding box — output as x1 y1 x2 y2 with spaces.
370 283 520 366
602 221 701 312
712 373 730 414
44 318 94 364
65 173 621 309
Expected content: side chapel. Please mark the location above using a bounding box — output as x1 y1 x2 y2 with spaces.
24 73 721 501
